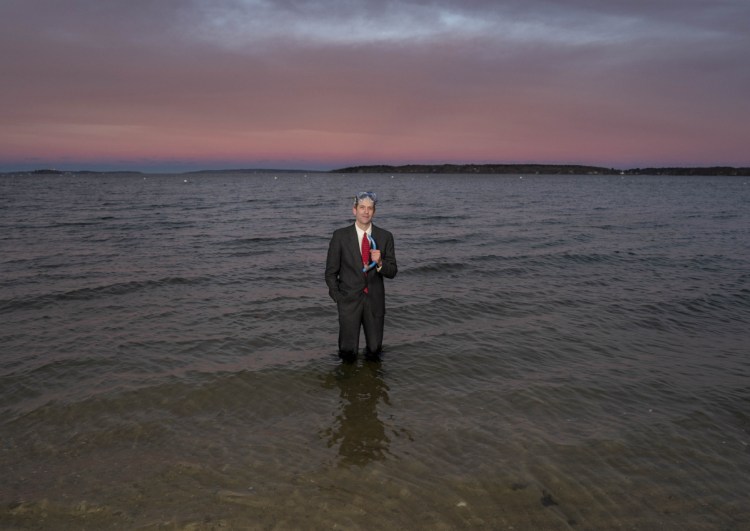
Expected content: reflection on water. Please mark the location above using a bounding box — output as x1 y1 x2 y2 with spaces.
321 360 391 467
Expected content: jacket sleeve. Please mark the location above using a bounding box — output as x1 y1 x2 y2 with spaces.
325 232 342 302
377 230 397 279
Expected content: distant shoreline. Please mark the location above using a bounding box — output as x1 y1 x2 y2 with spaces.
331 164 750 176
4 164 750 177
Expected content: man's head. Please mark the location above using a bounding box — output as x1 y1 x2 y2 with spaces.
353 191 377 229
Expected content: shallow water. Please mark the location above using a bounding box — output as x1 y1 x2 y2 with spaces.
1 172 749 529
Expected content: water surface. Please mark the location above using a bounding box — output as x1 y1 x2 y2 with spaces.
1 172 748 529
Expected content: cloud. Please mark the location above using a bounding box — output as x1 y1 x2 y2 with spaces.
178 0 750 48
1 0 749 170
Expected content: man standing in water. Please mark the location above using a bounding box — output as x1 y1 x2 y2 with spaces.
325 192 398 361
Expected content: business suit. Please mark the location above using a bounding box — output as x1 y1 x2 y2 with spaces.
325 224 397 358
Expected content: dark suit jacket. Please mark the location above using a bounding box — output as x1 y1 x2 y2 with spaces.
325 224 397 316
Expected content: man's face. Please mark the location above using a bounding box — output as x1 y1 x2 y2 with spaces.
353 199 375 228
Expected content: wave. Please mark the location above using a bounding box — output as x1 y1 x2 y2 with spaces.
401 262 468 275
646 289 750 321
215 235 306 248
0 276 209 313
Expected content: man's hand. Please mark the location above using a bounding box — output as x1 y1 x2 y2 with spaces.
370 249 382 267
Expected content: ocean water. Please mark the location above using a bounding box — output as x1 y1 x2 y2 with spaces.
1 172 748 529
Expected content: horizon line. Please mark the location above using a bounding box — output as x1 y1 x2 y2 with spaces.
4 162 750 176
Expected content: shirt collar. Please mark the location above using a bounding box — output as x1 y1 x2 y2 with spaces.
355 224 371 237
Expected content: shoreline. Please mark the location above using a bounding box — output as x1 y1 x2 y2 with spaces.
2 164 750 177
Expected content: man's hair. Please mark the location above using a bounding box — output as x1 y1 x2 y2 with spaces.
353 191 378 206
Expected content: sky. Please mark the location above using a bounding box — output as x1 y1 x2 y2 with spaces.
1 0 749 172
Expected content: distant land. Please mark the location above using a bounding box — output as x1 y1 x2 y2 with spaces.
4 165 750 176
331 164 750 176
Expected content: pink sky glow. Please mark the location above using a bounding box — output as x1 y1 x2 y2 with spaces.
1 0 749 172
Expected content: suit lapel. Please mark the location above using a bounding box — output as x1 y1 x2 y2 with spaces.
346 224 360 267
370 225 380 248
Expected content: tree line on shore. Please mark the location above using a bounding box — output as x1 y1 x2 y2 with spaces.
331 164 750 176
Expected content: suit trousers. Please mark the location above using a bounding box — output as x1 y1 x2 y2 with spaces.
338 293 384 357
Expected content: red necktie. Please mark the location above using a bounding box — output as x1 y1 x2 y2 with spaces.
361 232 370 293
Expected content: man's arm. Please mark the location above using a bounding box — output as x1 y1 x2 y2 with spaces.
324 233 342 302
376 231 397 279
